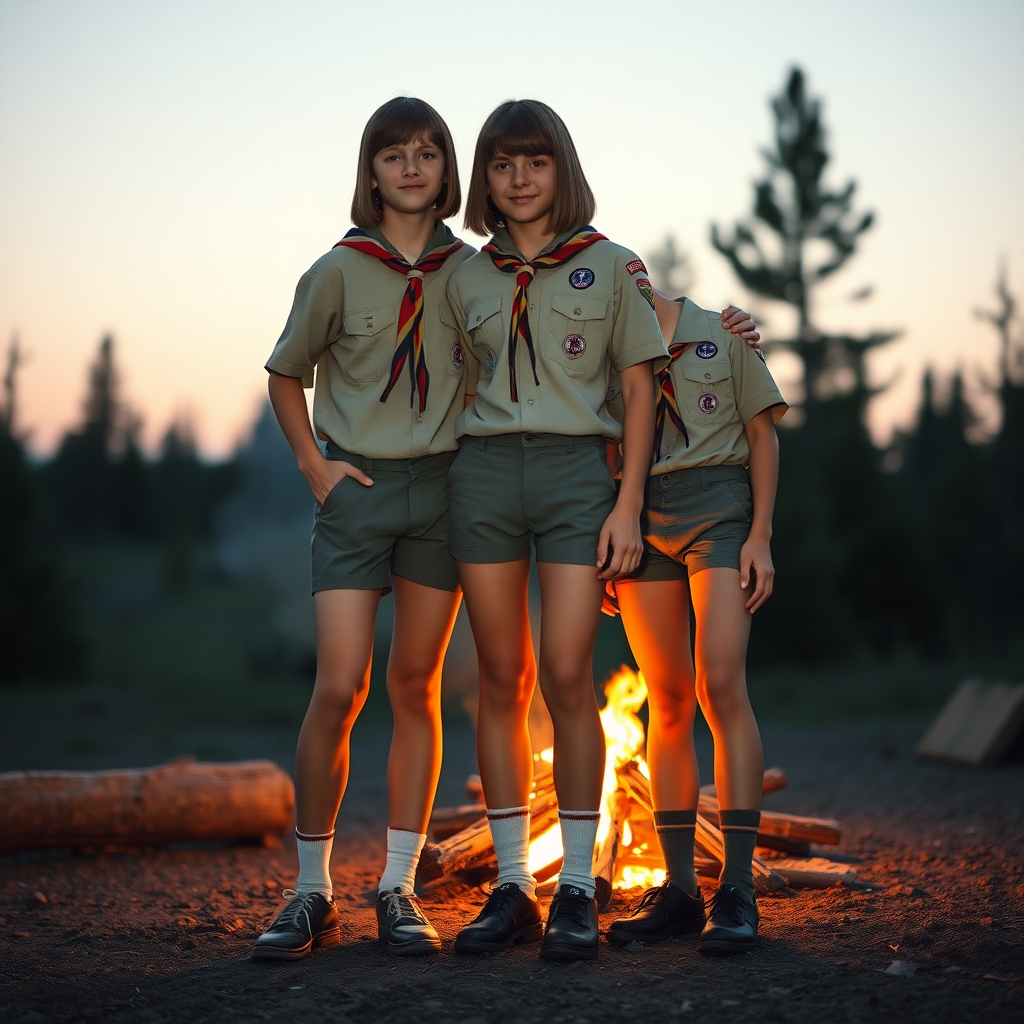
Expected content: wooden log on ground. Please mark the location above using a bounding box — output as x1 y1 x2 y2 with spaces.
766 857 859 888
0 757 294 853
594 789 629 909
429 803 486 840
697 795 841 846
915 679 1024 767
617 762 786 894
419 776 558 880
700 767 788 799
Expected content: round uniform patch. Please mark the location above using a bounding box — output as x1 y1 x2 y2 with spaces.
698 392 719 414
562 334 586 359
485 347 498 375
636 278 655 309
696 342 718 359
451 342 465 369
569 267 595 290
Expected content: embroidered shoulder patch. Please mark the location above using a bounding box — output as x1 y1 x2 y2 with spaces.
636 278 654 309
625 259 647 276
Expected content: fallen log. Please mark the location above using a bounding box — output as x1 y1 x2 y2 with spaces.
700 767 788 798
429 803 486 840
765 857 858 888
617 762 786 894
697 795 842 846
0 757 294 853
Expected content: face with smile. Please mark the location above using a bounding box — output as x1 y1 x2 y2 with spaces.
371 137 446 216
486 153 556 230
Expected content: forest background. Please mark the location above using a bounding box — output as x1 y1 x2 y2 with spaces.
1 50 1022 763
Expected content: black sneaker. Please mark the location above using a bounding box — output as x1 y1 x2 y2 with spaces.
453 882 543 953
540 884 599 962
376 889 441 956
698 884 758 955
251 890 340 961
606 881 706 945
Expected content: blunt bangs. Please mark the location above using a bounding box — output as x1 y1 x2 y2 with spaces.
351 97 461 227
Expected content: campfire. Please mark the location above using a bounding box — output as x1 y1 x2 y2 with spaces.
422 668 857 902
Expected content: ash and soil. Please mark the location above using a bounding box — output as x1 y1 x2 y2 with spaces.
2 720 1023 1024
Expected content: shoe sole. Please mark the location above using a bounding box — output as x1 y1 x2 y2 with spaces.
698 936 756 956
539 939 599 962
606 918 706 945
453 921 544 953
383 937 442 957
250 925 341 962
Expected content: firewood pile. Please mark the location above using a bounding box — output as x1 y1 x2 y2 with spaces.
421 669 856 907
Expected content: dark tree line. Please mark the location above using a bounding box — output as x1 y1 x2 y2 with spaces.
0 335 238 683
714 68 1024 669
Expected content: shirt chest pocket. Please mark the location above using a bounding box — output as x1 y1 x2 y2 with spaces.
438 304 466 377
338 306 397 384
547 294 608 377
680 358 734 422
464 296 504 377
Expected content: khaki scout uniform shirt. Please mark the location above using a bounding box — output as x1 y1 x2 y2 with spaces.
634 298 788 475
447 228 669 441
265 222 474 459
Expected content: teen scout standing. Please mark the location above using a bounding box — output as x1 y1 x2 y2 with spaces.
252 98 473 961
445 99 669 962
606 292 787 955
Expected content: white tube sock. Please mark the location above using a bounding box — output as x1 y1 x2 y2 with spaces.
487 806 536 899
295 828 334 898
557 810 600 897
377 828 427 894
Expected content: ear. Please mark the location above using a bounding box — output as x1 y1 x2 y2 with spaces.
370 177 378 189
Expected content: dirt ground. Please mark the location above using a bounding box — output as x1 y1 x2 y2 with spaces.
2 721 1023 1024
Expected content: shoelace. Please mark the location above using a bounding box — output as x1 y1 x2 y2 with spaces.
274 889 322 929
707 886 749 926
549 892 591 929
484 883 527 915
383 892 427 925
633 881 670 912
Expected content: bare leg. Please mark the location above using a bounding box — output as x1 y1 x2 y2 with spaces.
688 567 762 811
386 576 462 833
456 559 536 809
615 579 700 811
535 562 606 810
295 588 381 833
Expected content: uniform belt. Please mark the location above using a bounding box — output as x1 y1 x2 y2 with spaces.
324 442 456 473
653 464 748 490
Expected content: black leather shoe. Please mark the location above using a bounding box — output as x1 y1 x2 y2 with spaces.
376 889 441 956
606 881 706 944
540 884 600 961
453 882 543 953
251 890 340 961
698 884 758 955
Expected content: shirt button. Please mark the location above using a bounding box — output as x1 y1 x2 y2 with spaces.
573 307 582 316
527 399 535 405
529 304 535 311
416 415 423 423
704 373 711 380
476 314 482 322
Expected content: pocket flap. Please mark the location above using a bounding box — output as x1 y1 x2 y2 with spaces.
682 359 731 385
343 306 396 336
438 303 459 329
551 293 609 321
466 296 502 330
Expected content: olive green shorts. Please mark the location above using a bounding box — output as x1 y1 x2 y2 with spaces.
618 465 752 585
311 443 460 594
448 433 616 565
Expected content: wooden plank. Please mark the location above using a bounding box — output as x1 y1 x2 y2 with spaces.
916 680 1024 767
766 857 858 888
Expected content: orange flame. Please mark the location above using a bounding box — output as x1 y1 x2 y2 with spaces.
526 667 665 890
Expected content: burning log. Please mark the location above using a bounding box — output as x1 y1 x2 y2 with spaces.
616 762 786 894
594 789 629 909
0 757 294 853
418 761 557 881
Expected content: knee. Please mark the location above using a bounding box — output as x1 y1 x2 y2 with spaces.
386 666 438 717
478 664 534 717
538 663 594 720
695 666 748 721
310 675 368 724
648 686 697 733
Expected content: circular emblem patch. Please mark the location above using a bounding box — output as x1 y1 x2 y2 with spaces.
696 342 718 359
485 347 498 375
562 334 587 359
698 393 719 414
636 278 655 309
450 342 465 369
569 267 595 290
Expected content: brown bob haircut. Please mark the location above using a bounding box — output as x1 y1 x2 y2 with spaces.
350 97 461 227
464 99 596 237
